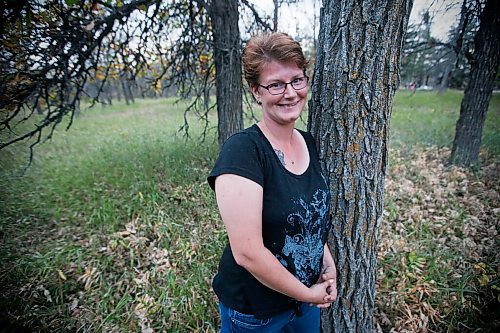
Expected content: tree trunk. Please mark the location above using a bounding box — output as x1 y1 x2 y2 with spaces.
204 85 211 110
120 78 130 105
450 0 500 167
105 84 113 105
308 0 413 331
127 79 135 104
113 81 121 102
209 0 243 147
273 0 279 31
437 57 454 95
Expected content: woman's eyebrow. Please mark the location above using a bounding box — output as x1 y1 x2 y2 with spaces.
264 74 303 83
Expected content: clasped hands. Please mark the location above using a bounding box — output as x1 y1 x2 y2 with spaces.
308 266 337 308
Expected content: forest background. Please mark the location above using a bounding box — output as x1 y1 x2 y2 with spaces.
0 0 498 332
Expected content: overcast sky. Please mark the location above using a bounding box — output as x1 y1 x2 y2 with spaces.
250 0 461 41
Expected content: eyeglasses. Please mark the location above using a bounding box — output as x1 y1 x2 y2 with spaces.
258 76 309 95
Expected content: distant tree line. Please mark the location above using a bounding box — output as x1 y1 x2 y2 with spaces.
396 0 499 167
400 1 499 93
1 0 277 156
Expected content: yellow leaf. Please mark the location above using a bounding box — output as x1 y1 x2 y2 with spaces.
474 263 487 274
479 274 490 286
57 269 67 281
95 72 105 80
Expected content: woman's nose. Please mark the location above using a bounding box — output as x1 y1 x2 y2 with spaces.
283 83 297 97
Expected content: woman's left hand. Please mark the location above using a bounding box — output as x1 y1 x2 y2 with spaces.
319 266 337 303
319 265 336 283
318 266 337 282
312 244 338 307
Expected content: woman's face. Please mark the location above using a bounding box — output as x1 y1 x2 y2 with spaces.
252 60 308 126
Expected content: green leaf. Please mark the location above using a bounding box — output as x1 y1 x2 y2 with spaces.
65 0 78 6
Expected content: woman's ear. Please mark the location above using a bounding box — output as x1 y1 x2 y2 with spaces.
251 86 262 105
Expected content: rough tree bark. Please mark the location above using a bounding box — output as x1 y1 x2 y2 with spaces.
273 0 279 31
308 0 413 331
120 78 131 105
208 0 244 147
450 0 499 167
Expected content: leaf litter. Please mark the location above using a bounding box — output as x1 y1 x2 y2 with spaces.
0 147 498 332
376 147 499 332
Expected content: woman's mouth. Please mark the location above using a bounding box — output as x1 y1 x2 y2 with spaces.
277 101 299 108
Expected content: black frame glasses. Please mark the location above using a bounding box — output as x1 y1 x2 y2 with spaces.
258 76 309 95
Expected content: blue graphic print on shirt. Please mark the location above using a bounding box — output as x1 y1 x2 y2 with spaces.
280 188 330 285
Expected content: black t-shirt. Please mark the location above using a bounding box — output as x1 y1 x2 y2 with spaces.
207 124 331 318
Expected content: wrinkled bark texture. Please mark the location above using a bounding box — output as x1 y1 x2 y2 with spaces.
209 0 244 147
308 0 413 331
450 0 500 167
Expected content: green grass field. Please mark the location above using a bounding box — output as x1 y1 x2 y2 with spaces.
0 90 499 332
391 90 499 154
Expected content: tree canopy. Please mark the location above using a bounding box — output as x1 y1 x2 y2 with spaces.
0 0 276 158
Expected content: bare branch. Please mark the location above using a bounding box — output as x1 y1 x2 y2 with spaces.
240 0 273 32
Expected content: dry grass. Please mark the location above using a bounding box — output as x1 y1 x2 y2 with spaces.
1 94 499 332
376 147 499 332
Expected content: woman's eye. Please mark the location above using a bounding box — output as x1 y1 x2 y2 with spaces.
269 83 284 89
293 78 304 84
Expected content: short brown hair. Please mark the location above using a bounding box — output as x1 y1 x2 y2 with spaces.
242 32 309 89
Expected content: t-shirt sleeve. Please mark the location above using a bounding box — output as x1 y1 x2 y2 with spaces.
207 133 265 190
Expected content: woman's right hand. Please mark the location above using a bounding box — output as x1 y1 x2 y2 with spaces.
308 279 336 307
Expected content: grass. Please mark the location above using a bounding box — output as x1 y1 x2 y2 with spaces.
0 90 499 332
391 90 500 155
1 98 222 332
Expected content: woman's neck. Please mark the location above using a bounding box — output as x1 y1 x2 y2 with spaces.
258 118 295 147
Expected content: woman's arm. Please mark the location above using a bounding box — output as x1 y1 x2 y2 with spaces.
321 244 337 281
215 174 335 305
316 243 337 305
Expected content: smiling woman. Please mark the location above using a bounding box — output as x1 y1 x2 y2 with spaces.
207 32 337 332
253 61 309 128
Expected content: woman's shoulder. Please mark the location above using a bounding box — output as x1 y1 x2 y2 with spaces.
295 128 312 137
209 124 267 190
221 124 263 149
295 128 315 145
233 124 261 138
295 129 321 163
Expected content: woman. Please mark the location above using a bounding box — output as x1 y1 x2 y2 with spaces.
208 32 337 332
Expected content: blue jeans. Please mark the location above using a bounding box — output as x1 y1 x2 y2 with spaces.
218 301 320 333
